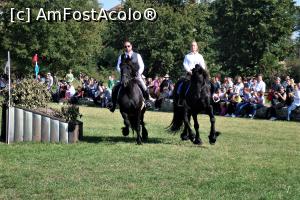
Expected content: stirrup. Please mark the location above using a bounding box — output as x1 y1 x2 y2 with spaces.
145 100 152 109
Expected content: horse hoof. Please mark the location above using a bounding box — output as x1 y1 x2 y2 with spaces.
122 127 129 136
181 134 189 141
142 128 148 142
208 136 216 145
193 139 203 145
136 140 142 145
189 133 196 141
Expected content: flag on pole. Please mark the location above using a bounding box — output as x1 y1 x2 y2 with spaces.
35 62 39 79
32 54 38 64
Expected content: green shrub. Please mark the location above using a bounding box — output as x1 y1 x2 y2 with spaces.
10 79 51 109
61 105 82 122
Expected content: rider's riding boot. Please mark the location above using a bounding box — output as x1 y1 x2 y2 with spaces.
177 96 184 107
143 90 152 109
107 85 119 113
177 85 186 107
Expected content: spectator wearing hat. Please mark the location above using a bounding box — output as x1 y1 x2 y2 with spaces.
160 74 173 98
271 77 282 92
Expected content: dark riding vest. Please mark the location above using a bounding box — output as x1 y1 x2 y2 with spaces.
121 52 139 68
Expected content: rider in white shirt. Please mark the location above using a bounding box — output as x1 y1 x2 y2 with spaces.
183 41 206 75
178 41 207 106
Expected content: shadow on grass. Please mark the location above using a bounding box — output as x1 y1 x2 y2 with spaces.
82 136 210 148
82 135 166 144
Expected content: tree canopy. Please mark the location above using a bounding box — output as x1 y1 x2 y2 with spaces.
0 0 103 76
0 0 299 80
212 0 296 77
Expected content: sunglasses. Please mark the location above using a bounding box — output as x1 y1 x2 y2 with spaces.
124 45 131 48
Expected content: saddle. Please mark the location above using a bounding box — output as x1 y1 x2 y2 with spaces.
177 79 191 97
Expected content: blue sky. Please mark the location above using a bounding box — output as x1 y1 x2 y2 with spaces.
99 0 120 10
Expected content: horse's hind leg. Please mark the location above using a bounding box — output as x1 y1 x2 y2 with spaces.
192 113 202 145
131 111 142 145
121 112 130 137
207 105 220 145
141 108 148 142
181 113 195 141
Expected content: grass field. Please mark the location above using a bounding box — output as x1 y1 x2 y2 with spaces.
0 106 299 199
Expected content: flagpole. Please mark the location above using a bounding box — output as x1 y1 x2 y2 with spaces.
7 51 11 144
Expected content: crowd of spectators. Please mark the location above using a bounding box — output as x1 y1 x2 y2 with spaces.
210 75 300 121
1 69 299 121
51 70 114 108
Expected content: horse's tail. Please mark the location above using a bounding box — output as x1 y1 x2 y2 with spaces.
169 103 184 132
168 80 185 132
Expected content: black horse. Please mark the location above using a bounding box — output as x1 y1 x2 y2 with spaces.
117 58 148 145
170 64 220 145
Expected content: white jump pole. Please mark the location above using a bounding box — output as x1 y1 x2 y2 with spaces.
7 51 11 144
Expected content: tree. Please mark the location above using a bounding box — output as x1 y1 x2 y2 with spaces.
212 0 296 77
101 0 216 79
0 0 103 76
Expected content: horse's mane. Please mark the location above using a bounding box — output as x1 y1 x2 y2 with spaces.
193 64 210 84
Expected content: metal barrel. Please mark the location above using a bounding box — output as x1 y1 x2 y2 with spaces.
59 122 68 143
23 111 33 142
7 107 15 143
14 108 24 142
41 116 50 142
50 119 59 143
32 114 42 142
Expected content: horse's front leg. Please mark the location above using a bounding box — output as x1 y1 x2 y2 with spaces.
135 111 142 145
192 113 202 145
121 112 130 137
207 105 221 145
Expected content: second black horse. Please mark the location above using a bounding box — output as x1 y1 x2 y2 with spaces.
170 64 220 145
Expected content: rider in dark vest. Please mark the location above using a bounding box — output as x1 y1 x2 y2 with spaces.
107 41 151 112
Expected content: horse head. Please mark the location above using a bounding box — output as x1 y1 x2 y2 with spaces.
120 57 138 87
191 64 210 84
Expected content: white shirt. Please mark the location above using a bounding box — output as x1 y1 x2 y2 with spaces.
293 90 300 106
256 81 266 93
234 83 244 95
116 51 145 75
183 52 206 72
68 86 76 97
48 76 53 88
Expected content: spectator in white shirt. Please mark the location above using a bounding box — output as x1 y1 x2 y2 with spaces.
255 74 266 94
47 73 53 91
287 83 300 121
234 76 244 96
